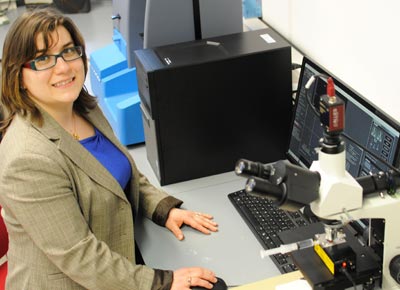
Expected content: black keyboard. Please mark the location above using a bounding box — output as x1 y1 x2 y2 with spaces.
228 189 312 273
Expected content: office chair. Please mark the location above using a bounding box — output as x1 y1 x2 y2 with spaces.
0 206 8 289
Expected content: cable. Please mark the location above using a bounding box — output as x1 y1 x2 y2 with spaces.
291 63 302 70
305 83 320 117
304 74 330 118
339 267 357 290
292 63 302 94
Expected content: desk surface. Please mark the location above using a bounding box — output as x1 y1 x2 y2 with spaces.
231 271 304 290
130 145 284 287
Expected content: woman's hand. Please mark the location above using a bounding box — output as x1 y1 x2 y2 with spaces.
165 208 218 240
171 267 217 290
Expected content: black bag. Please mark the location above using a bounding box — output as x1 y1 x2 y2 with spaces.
53 0 91 13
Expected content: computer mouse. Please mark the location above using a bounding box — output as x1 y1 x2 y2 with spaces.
191 277 227 290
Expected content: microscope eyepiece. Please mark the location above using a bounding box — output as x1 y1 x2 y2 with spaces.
235 159 273 179
245 176 283 202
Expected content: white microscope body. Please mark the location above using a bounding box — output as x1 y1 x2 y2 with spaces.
310 148 400 290
236 76 400 289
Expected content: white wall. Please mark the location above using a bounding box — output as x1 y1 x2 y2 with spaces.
262 0 400 122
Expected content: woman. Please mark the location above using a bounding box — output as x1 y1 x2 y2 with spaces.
0 8 219 290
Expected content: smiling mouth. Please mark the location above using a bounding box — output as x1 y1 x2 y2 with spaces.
53 77 75 87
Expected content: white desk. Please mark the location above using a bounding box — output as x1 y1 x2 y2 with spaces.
130 145 284 288
123 21 305 288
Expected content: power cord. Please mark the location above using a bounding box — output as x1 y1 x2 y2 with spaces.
291 63 302 94
304 73 329 117
291 63 302 70
339 267 357 290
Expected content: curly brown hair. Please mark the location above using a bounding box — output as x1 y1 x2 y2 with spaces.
0 8 97 138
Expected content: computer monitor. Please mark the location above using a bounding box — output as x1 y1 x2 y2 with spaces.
286 56 400 269
288 56 400 178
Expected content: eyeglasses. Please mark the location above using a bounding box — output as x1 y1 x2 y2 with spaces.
23 46 83 71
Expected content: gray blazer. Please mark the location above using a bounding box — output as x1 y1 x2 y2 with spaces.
0 106 181 290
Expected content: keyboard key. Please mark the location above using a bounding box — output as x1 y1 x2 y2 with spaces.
228 189 312 274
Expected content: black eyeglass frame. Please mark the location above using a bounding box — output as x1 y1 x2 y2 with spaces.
23 46 83 71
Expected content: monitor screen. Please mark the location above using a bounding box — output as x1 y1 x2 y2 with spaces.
288 57 400 178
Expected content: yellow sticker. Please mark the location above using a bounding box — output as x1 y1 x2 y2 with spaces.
314 244 335 274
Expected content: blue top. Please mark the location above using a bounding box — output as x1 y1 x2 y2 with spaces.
80 128 132 190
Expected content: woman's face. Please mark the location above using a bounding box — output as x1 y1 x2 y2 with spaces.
21 25 85 115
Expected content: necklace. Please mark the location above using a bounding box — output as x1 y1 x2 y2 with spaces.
71 113 80 140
